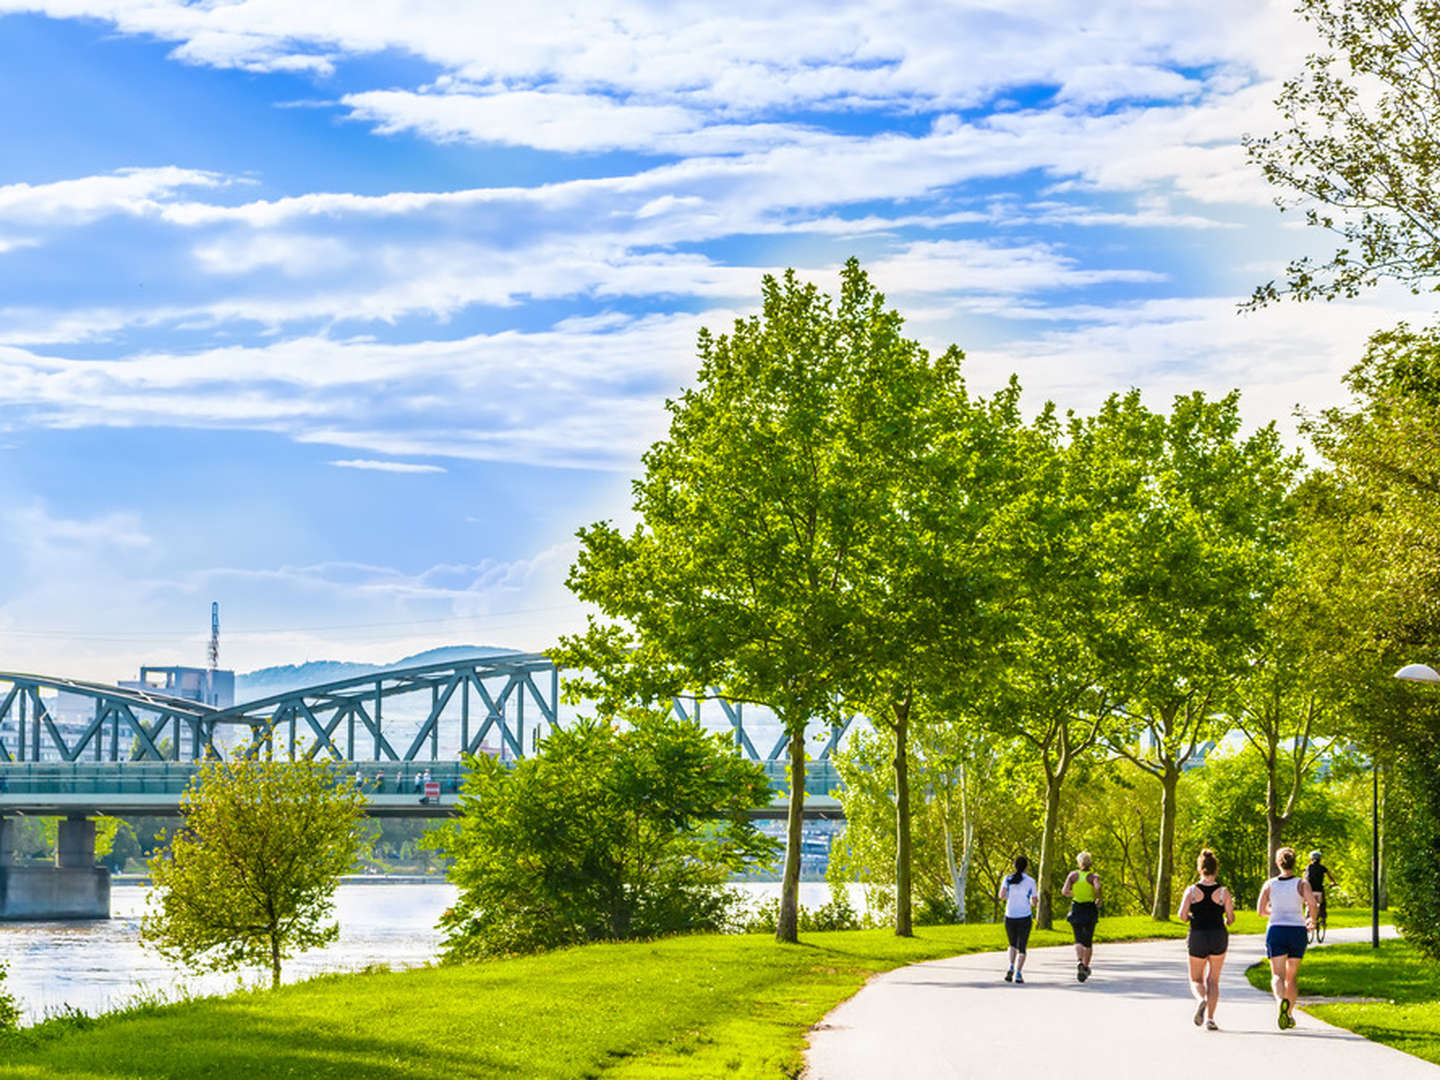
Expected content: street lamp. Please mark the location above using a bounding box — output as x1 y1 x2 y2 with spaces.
1386 663 1440 948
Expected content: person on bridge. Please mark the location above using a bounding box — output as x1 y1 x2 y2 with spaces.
1177 848 1234 1031
999 855 1038 984
1257 846 1319 1031
1061 851 1101 982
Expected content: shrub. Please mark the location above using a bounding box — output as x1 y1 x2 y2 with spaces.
0 959 20 1031
1389 746 1440 960
735 883 869 934
432 711 778 959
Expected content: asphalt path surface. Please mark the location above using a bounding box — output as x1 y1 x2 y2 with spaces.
806 926 1437 1079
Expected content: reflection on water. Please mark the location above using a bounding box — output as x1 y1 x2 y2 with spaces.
0 880 864 1024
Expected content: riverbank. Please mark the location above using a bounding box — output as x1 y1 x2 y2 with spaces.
0 909 1390 1078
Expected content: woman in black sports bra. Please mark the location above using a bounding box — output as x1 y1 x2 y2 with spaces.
1177 848 1235 1030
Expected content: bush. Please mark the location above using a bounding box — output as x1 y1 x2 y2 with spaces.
735 883 869 934
432 712 778 959
0 959 20 1031
1389 746 1440 960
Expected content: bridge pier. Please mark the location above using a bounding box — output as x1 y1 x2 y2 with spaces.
0 814 110 921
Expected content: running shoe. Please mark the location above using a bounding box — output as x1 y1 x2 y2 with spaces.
1278 999 1293 1030
1077 962 1086 983
1078 964 1090 983
1206 1020 1219 1031
1004 967 1014 982
1014 973 1025 984
1194 999 1206 1026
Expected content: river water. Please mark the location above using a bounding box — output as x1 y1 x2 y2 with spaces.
0 881 858 1024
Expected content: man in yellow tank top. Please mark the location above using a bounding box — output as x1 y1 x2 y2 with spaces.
1061 851 1102 982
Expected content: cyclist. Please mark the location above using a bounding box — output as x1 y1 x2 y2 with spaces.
1305 850 1337 934
1061 851 1101 982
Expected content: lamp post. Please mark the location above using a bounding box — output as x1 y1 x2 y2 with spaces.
1389 663 1440 949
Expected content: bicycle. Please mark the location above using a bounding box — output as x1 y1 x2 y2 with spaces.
1308 891 1328 943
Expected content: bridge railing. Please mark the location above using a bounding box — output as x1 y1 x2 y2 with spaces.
0 758 842 802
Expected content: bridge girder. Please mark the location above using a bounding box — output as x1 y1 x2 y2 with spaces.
0 654 856 770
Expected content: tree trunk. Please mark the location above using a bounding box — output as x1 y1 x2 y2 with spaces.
775 726 806 944
893 702 913 937
941 763 971 922
1150 768 1178 921
1036 775 1062 929
1265 770 1285 877
269 931 282 989
958 761 973 923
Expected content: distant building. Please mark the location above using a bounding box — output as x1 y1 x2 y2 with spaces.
119 665 235 709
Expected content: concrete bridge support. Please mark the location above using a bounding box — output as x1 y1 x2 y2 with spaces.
0 814 110 920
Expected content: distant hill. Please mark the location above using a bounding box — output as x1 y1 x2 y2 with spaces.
236 645 520 701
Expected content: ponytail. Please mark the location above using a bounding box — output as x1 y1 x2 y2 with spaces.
1008 855 1028 886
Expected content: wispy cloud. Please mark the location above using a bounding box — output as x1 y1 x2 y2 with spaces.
329 459 446 474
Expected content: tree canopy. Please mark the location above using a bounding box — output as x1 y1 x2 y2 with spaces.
141 757 368 989
559 258 980 942
431 712 775 960
1245 0 1440 304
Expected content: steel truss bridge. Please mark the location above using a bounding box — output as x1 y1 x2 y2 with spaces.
0 653 847 818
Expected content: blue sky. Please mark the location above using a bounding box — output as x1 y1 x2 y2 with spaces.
0 0 1428 680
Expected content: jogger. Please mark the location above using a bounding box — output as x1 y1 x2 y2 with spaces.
1177 848 1234 1030
1061 851 1101 982
1257 845 1319 1030
999 855 1038 984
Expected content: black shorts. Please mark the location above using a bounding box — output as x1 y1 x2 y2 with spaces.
1067 901 1098 947
1187 926 1229 958
1005 915 1033 953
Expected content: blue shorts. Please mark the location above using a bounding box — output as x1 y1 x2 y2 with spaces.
1266 925 1308 959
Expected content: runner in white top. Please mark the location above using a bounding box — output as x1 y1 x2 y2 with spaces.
998 855 1038 984
1257 845 1318 1030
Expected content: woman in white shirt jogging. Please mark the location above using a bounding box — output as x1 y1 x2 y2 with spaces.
1257 846 1319 1030
999 855 1039 984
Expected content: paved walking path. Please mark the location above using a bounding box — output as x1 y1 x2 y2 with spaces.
806 927 1437 1079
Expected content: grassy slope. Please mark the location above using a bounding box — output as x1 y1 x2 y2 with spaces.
1246 938 1440 1067
0 909 1381 1080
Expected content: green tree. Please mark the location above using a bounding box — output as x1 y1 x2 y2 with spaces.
1301 324 1440 954
559 260 960 943
841 375 1026 936
1184 749 1363 905
979 405 1129 929
830 723 1041 923
1229 578 1343 872
1096 391 1297 918
431 712 775 959
1245 0 1440 305
1060 761 1164 916
141 757 368 988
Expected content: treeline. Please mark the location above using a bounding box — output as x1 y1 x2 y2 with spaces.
557 260 1440 954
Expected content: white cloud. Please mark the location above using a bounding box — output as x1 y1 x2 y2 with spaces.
0 167 225 226
192 233 357 277
866 239 1166 296
329 458 446 474
342 88 702 153
0 1 1317 112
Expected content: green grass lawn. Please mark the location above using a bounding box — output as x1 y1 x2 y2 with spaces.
0 908 1390 1080
1245 937 1440 1067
